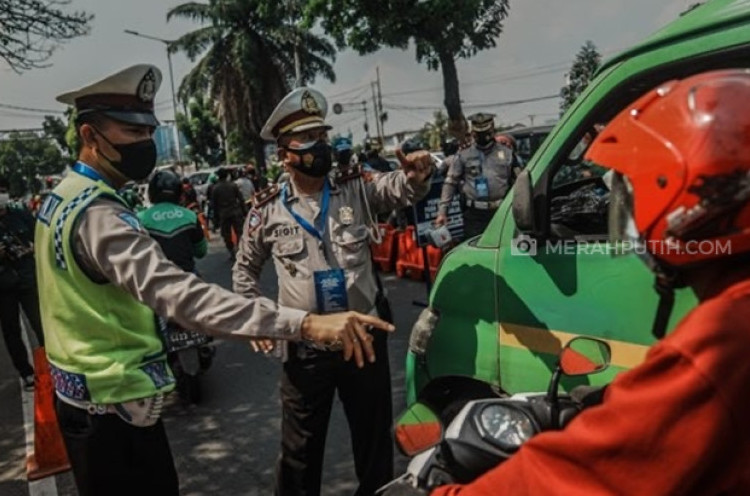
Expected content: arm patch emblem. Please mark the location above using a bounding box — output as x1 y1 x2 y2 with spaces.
247 210 263 235
37 194 63 226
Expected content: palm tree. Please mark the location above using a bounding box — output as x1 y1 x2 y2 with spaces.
167 0 336 170
419 111 449 150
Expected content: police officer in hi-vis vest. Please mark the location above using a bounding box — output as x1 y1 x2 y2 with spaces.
232 87 434 496
35 65 393 496
435 113 517 238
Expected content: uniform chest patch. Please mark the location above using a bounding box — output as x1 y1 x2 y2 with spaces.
339 206 354 225
118 212 143 232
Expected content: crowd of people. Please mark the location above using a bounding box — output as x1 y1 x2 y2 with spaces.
0 176 45 392
7 53 750 496
10 63 434 496
0 61 529 496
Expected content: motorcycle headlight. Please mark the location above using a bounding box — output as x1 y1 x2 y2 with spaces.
476 403 537 452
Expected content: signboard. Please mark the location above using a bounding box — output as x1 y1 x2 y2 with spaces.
412 176 464 247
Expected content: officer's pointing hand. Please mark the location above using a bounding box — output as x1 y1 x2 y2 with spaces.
301 312 395 368
250 339 275 354
396 149 433 183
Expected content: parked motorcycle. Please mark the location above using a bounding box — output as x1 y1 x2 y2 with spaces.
166 323 215 404
380 336 612 494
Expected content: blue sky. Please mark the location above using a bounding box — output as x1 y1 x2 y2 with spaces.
0 0 690 142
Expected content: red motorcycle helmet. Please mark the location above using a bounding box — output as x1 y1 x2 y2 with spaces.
586 69 750 268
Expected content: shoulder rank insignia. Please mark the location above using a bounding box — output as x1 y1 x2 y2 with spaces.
253 184 281 207
335 163 363 184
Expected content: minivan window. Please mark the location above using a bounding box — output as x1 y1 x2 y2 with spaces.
544 44 750 241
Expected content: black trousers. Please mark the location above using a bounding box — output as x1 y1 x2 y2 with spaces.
462 207 497 239
56 399 179 496
220 213 245 252
0 285 44 377
275 334 394 496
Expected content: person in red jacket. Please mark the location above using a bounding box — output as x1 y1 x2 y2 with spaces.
427 70 750 495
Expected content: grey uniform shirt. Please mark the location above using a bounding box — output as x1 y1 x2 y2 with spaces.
439 143 514 215
233 167 431 334
72 197 299 340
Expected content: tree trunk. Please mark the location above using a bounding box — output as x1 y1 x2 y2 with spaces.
252 138 267 178
438 49 466 139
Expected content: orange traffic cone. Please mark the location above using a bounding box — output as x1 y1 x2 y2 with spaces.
26 347 71 480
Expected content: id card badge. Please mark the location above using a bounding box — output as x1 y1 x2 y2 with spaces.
474 176 490 200
314 269 349 314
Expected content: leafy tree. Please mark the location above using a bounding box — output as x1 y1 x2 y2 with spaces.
176 95 225 168
418 111 449 150
64 108 80 157
305 0 510 137
0 0 92 73
225 129 254 165
168 0 336 171
0 131 67 196
560 40 601 115
42 115 69 154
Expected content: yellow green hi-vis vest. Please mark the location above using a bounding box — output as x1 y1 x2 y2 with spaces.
35 169 174 403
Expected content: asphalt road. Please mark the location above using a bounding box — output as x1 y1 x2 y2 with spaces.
0 236 428 495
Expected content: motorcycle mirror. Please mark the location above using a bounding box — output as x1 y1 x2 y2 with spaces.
394 401 443 457
559 337 611 376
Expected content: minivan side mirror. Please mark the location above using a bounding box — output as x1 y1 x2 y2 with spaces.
512 169 536 233
559 337 612 376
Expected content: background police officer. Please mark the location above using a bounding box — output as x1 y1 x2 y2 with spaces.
37 66 392 496
435 113 516 238
332 135 354 167
438 136 460 177
233 87 433 496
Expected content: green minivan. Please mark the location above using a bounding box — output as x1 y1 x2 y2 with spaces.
406 0 750 404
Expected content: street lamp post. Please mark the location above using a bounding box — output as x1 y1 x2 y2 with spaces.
123 29 182 163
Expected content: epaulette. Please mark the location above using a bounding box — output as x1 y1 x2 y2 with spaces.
253 184 281 207
334 163 363 184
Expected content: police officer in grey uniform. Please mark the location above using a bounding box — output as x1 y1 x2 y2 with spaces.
435 113 516 238
37 66 393 496
233 87 433 496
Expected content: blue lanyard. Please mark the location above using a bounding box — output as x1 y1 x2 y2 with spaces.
72 161 110 185
281 181 330 242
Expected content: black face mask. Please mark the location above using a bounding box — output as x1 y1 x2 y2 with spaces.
93 128 157 181
286 141 333 178
475 132 494 149
335 149 353 167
